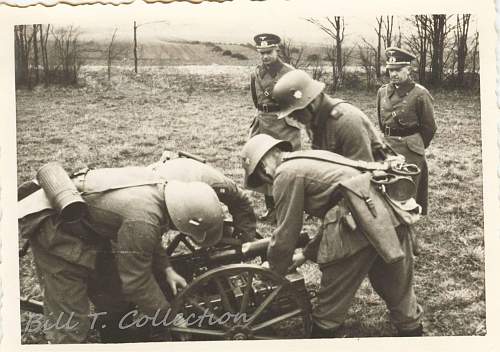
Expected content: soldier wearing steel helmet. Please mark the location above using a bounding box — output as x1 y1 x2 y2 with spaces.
272 69 386 163
18 166 225 343
249 33 302 221
377 47 437 215
241 134 424 338
148 155 257 242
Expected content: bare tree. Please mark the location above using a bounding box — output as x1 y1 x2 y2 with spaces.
361 16 383 79
14 25 35 88
32 24 40 85
470 30 479 76
279 37 307 68
382 16 394 49
306 16 347 91
453 14 471 85
40 24 50 85
51 25 83 85
405 15 430 84
358 45 376 89
105 28 127 81
429 15 454 86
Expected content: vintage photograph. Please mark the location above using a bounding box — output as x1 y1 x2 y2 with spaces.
4 1 492 347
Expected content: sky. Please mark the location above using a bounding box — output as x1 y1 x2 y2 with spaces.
16 0 477 46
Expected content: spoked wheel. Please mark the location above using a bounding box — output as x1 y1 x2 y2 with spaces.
169 264 312 340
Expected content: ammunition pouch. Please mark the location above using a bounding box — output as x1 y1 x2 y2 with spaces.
337 173 405 264
317 201 370 265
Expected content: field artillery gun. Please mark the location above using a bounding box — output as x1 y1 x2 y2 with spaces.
20 222 313 341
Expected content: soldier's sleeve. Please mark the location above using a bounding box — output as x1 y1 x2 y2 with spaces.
376 87 384 130
268 172 305 276
112 220 171 316
334 114 375 162
212 181 257 242
152 235 171 273
417 90 437 148
250 70 258 109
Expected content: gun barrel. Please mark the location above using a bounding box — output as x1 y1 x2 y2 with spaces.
170 232 310 268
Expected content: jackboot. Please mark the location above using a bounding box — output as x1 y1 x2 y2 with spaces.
397 324 424 337
259 195 276 223
310 322 337 339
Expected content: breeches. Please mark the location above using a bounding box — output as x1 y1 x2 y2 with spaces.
313 225 423 332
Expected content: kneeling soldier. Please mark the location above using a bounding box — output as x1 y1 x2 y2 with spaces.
241 134 424 338
18 165 225 343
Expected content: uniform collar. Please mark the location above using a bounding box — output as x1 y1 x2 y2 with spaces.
388 80 415 98
259 59 284 78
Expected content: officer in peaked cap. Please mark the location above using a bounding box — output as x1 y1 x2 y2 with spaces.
377 47 437 215
385 47 416 67
254 33 281 51
248 33 301 222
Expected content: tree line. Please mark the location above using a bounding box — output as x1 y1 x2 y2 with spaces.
279 14 479 91
15 15 479 91
15 25 83 88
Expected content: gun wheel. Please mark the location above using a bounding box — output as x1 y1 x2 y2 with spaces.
169 264 311 340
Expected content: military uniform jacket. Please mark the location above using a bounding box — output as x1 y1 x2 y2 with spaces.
268 154 370 275
309 93 383 162
20 168 173 317
377 81 436 151
151 158 257 241
249 59 301 150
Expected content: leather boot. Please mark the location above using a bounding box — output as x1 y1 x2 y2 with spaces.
259 195 276 223
397 324 424 337
310 322 337 339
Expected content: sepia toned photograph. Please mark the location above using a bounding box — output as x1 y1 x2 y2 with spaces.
0 1 497 349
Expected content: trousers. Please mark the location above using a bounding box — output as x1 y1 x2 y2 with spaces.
313 225 423 332
29 218 168 343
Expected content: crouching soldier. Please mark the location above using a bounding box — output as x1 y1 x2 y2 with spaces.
148 153 257 242
18 163 225 344
241 134 424 338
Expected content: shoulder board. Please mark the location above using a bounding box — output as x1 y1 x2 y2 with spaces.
414 83 433 98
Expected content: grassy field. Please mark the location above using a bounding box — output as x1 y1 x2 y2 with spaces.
17 65 484 342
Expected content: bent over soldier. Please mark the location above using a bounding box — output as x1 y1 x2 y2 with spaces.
18 166 225 344
241 135 424 338
149 155 257 242
377 47 437 214
249 33 301 220
272 69 386 162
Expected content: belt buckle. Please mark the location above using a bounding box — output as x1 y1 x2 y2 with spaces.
262 104 269 113
385 126 391 136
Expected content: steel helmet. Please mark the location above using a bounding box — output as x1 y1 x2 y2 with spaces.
272 70 325 119
241 134 292 188
164 181 224 248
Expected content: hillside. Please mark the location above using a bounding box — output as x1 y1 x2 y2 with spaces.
81 39 262 66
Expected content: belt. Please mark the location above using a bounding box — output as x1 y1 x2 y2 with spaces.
257 103 280 113
384 126 419 137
